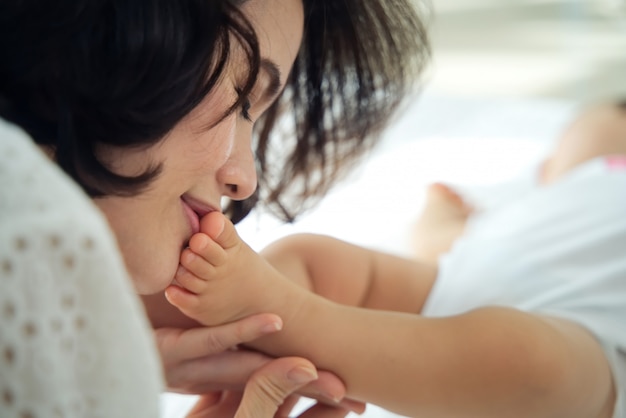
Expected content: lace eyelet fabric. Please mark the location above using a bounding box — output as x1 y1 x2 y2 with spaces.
1 119 164 418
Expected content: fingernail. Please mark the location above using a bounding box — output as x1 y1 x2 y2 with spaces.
341 399 367 414
215 217 225 237
287 366 318 384
318 392 342 404
261 320 283 333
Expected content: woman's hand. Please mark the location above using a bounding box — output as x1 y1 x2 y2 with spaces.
186 357 364 417
155 313 365 414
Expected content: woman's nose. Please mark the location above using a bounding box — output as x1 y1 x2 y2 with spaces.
218 130 258 201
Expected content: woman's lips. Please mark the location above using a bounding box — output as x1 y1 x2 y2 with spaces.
181 198 201 235
181 195 218 237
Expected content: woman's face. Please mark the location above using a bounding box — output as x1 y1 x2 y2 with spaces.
94 0 304 294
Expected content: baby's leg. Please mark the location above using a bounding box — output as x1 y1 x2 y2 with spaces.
166 211 277 326
412 183 473 264
541 102 626 184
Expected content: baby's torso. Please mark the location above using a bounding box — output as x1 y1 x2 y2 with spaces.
423 156 626 341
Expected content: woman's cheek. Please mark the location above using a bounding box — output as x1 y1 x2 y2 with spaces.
187 115 237 169
115 218 183 295
128 250 180 295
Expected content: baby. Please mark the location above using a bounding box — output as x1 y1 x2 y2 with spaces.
165 103 626 418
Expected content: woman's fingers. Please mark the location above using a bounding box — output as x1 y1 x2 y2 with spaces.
185 392 226 417
155 315 355 410
296 402 361 418
166 349 353 408
274 393 303 417
166 349 272 393
284 397 366 418
156 313 282 365
235 357 319 418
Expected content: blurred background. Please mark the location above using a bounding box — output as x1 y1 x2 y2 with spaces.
234 0 626 255
425 0 626 101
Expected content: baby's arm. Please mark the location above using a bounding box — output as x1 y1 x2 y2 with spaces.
166 212 615 418
259 233 438 312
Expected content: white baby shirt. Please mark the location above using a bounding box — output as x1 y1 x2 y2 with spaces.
422 157 626 417
0 119 164 417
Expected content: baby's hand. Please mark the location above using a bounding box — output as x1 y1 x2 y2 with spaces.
165 212 264 326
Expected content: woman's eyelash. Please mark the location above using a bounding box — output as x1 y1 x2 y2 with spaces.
240 97 252 122
235 87 253 122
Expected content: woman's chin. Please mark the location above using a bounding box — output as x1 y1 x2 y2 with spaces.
131 270 178 296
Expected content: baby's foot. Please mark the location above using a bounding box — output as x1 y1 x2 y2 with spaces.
412 183 473 264
165 211 265 326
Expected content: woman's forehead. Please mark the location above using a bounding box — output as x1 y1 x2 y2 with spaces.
240 0 303 76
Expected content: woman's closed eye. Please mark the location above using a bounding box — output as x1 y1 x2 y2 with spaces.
240 97 252 122
234 87 254 123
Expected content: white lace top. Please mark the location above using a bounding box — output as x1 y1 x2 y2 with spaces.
0 119 164 417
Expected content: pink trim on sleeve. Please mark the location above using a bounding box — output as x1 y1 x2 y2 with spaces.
605 156 626 171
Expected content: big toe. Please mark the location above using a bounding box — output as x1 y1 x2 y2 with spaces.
199 212 239 249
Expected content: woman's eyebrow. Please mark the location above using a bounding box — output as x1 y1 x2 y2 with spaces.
260 58 282 100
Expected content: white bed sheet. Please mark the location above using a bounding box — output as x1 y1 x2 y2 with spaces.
161 91 578 418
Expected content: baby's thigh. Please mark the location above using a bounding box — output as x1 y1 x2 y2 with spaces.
542 103 626 183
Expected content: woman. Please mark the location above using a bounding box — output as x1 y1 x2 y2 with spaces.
0 0 428 416
0 116 320 417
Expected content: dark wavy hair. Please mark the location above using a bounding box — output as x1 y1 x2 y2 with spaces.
0 0 430 223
